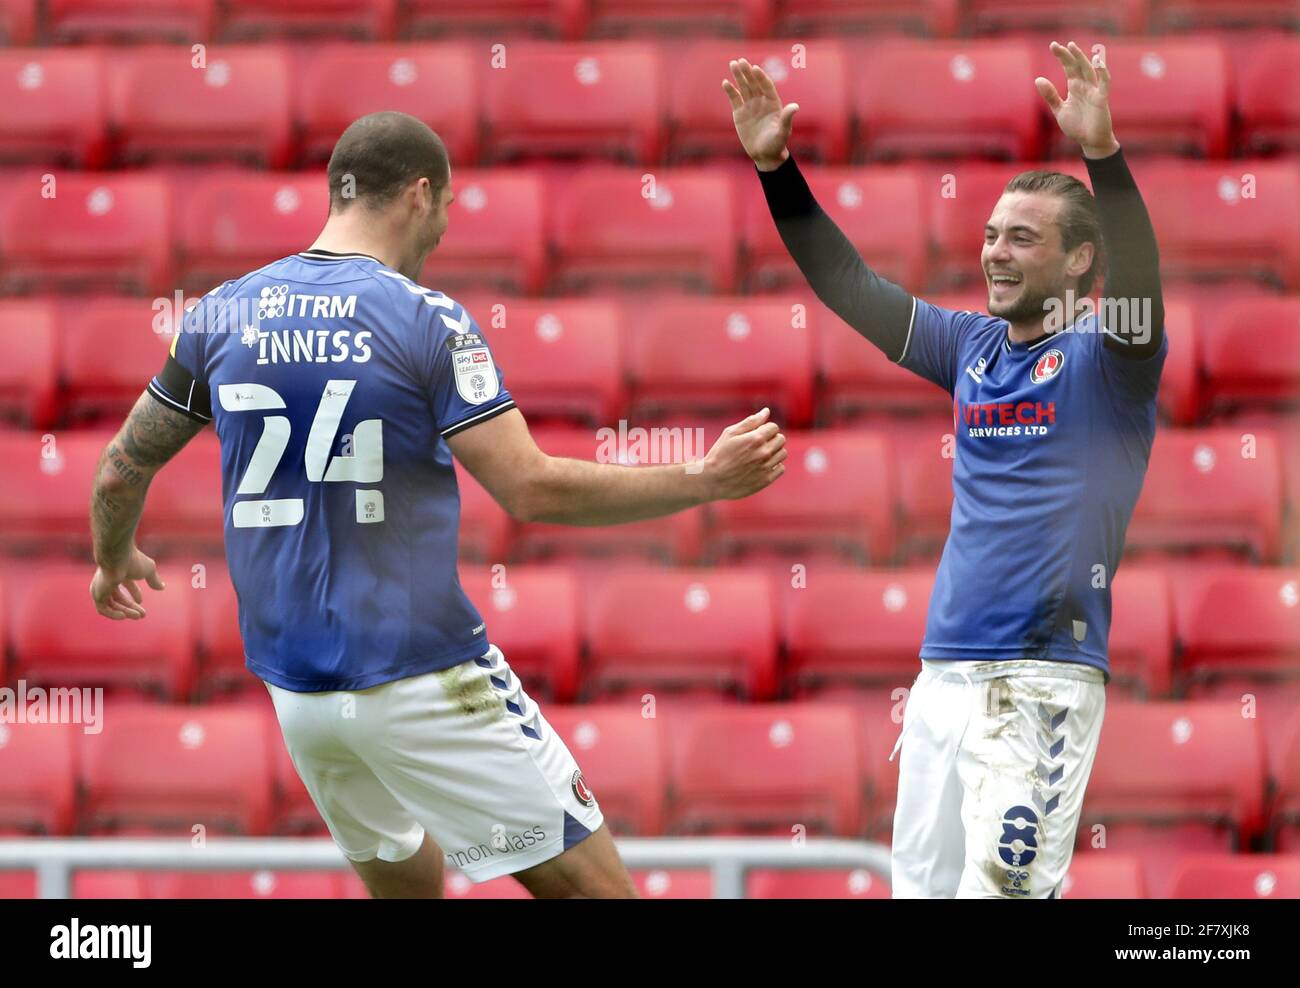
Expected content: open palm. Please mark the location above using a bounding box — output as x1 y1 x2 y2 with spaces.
1035 41 1119 157
723 58 800 170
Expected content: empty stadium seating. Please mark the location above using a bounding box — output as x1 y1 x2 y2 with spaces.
77 702 274 835
58 295 173 423
0 298 59 427
665 703 863 835
219 0 397 41
589 0 773 37
1169 854 1300 898
1058 854 1148 898
1200 295 1300 415
0 48 108 166
747 867 891 898
705 430 896 563
1235 35 1300 155
44 1 213 43
0 722 77 836
582 567 778 700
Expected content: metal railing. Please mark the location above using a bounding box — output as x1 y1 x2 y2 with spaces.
0 837 892 899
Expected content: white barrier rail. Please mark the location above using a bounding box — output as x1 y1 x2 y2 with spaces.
0 838 892 900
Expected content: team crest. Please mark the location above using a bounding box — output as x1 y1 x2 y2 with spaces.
571 770 595 807
1030 348 1065 384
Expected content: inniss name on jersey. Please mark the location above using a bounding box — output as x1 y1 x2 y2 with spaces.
247 327 373 365
960 400 1056 438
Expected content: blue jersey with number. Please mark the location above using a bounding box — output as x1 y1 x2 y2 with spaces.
148 249 516 691
898 299 1167 678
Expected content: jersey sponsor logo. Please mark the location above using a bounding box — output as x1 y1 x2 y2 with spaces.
571 769 595 806
256 285 357 322
959 400 1056 437
1030 348 1065 384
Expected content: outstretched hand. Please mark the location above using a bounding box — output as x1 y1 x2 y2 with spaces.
722 58 800 171
1035 41 1121 159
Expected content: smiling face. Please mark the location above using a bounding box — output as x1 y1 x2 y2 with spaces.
982 190 1094 331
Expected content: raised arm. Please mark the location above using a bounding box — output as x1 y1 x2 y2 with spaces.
1037 41 1164 359
723 58 916 361
447 407 786 526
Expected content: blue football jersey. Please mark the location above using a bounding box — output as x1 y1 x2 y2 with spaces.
898 298 1167 678
148 249 516 691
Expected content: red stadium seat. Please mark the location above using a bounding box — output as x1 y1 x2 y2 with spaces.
45 1 213 42
1200 295 1300 416
1273 711 1300 850
107 46 293 167
0 171 173 295
137 432 225 555
402 0 588 40
747 868 890 898
78 703 273 835
583 567 778 700
1108 566 1174 699
741 166 927 294
218 0 396 40
851 40 1042 162
295 44 480 165
73 871 147 898
1035 39 1230 159
0 299 59 428
1169 854 1300 899
0 872 35 898
0 49 109 167
1156 295 1201 426
772 0 959 35
545 705 668 834
783 567 933 694
458 565 582 702
632 869 713 898
705 429 896 564
191 563 258 698
1058 854 1147 898
1171 567 1300 763
551 166 737 294
666 40 849 164
0 430 107 553
888 417 955 560
144 870 348 898
511 427 705 564
58 296 174 424
1135 159 1300 291
626 295 815 428
0 723 77 836
665 703 863 836
0 0 35 43
1082 702 1267 897
964 0 1146 33
11 563 195 699
590 0 773 37
480 42 664 165
452 460 514 563
1149 0 1300 31
457 296 624 428
1128 427 1283 563
419 169 547 295
1236 36 1300 155
175 170 327 291
815 305 957 422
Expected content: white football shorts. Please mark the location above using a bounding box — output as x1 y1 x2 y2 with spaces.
266 644 604 883
890 658 1106 899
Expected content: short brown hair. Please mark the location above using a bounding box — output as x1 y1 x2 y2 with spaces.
327 111 449 212
1002 170 1104 296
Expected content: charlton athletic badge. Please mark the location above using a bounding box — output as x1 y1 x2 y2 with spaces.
571 770 595 807
1030 348 1065 384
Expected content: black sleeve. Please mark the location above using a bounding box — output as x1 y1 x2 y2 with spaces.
757 154 916 362
1085 148 1165 360
147 351 213 423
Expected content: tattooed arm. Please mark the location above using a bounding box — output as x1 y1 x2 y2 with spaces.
89 391 206 620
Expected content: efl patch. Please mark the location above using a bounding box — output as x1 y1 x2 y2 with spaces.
571 770 595 807
1030 348 1065 385
447 333 499 406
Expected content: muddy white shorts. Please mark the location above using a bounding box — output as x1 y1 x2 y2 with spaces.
266 644 604 883
890 658 1106 899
